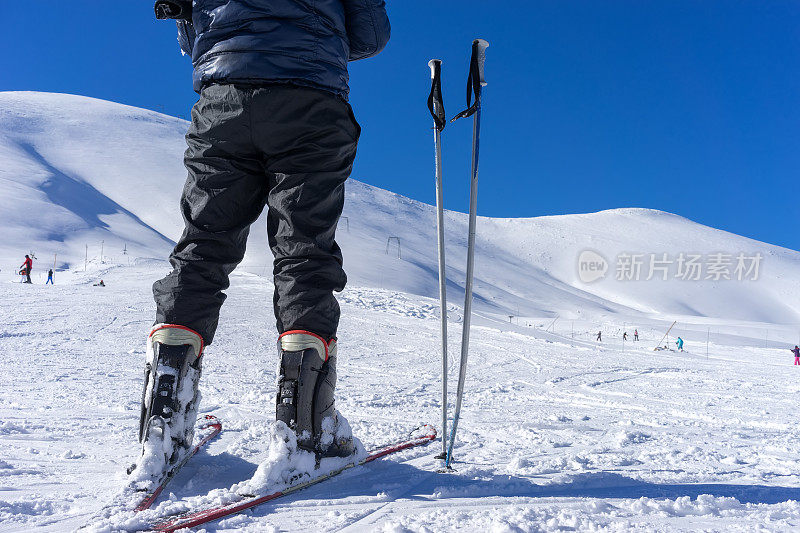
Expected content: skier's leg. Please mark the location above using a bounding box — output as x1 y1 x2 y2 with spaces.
153 84 268 345
256 86 360 340
252 86 359 456
142 85 266 472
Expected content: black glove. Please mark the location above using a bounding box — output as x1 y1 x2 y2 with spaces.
155 0 192 20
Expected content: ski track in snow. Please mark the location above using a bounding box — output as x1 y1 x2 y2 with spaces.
1 265 800 532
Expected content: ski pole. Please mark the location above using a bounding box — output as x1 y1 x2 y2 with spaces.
427 58 449 459
445 38 489 469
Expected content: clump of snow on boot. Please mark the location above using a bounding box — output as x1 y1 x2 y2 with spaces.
129 418 174 488
318 410 356 456
233 418 365 496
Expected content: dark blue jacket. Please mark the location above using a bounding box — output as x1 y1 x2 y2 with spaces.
176 0 390 99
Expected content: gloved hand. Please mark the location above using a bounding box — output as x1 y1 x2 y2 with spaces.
155 0 192 20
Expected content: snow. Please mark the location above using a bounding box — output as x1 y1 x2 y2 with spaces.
231 420 365 497
1 92 800 531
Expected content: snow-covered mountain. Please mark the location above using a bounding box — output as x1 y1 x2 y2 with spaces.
2 91 799 327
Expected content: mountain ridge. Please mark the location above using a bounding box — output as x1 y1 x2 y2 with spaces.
1 91 798 326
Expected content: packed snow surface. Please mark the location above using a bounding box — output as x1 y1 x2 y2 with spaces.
1 92 800 531
3 266 800 532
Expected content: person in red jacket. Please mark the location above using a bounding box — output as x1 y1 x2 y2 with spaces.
792 346 800 365
19 255 32 284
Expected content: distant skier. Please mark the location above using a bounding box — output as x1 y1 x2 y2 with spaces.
623 331 628 341
46 269 54 285
596 331 602 342
135 0 391 485
634 329 639 341
19 255 32 284
93 279 105 287
676 337 684 351
792 346 800 366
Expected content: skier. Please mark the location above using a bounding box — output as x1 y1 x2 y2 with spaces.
623 331 628 341
19 255 32 284
46 269 54 285
676 337 684 351
634 329 639 341
93 279 105 287
792 346 800 365
596 331 602 342
137 0 391 480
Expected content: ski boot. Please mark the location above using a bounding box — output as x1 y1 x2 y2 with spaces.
131 324 204 479
276 331 354 458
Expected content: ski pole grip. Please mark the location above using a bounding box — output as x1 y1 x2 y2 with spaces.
428 59 442 81
472 39 489 87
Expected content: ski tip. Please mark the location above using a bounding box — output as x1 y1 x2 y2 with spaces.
201 414 222 429
411 424 437 440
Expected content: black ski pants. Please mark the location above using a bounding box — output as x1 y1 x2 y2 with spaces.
153 84 360 344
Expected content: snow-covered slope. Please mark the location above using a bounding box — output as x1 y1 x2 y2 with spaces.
4 265 800 532
0 92 184 265
1 91 799 328
340 183 800 326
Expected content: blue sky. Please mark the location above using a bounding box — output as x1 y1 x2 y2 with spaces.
1 1 798 250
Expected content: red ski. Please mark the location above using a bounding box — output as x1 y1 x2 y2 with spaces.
149 424 437 532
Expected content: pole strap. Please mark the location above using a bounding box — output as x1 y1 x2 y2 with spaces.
451 39 489 122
